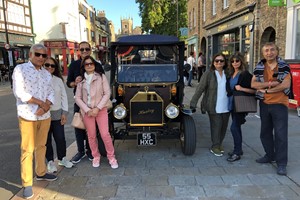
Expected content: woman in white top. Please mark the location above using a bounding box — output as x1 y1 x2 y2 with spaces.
190 53 230 157
44 57 73 173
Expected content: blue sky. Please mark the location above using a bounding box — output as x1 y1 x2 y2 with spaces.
87 0 142 33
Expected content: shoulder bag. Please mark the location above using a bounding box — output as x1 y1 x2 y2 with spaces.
71 112 85 129
233 91 257 113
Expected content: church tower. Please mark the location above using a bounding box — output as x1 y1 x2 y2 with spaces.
121 17 133 35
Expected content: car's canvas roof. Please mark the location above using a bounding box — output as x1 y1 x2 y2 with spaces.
111 34 182 46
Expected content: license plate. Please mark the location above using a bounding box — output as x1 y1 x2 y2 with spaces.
137 132 156 146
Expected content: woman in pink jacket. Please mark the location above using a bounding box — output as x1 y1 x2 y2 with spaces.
75 55 118 169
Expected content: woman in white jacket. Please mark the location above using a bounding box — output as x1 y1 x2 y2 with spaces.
44 57 73 172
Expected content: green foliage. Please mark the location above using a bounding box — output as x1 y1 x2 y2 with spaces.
136 0 188 37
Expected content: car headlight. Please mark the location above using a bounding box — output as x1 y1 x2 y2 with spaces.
113 104 127 119
165 103 179 119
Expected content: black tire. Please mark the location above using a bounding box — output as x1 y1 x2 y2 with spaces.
180 115 196 155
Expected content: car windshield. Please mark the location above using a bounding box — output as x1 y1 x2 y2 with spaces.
117 64 178 83
115 45 179 83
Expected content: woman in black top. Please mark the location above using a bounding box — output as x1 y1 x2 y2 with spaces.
226 52 256 162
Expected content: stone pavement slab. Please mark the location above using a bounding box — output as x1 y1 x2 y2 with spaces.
11 80 300 200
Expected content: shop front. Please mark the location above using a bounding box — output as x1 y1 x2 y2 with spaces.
187 35 198 58
44 40 78 75
0 32 34 83
204 11 255 71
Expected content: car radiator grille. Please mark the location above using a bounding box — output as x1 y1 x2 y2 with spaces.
130 91 164 126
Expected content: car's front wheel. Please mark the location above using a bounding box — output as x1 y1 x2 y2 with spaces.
180 115 196 155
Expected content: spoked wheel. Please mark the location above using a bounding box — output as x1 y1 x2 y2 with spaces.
180 115 196 155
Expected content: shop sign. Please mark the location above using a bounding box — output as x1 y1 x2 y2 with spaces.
0 33 33 45
179 28 188 36
268 0 286 6
4 43 10 50
44 41 66 48
67 42 75 48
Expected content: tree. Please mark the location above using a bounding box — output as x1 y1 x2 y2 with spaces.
136 0 187 37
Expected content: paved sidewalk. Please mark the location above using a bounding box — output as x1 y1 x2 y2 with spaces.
11 80 300 200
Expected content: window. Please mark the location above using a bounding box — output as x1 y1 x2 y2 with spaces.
85 28 89 40
193 8 196 28
91 31 95 42
223 0 229 9
89 11 93 22
189 11 192 29
203 0 206 22
212 0 216 16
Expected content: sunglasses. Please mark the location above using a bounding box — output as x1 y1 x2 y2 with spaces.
34 52 47 58
44 63 56 68
231 59 240 63
80 48 91 52
84 62 94 67
214 59 225 63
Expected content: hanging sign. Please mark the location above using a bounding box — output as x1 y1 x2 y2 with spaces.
268 0 286 6
4 43 10 50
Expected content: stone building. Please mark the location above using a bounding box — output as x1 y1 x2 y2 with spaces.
187 0 287 71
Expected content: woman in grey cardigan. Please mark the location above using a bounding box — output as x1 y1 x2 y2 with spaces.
190 53 230 157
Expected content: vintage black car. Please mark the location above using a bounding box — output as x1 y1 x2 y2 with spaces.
108 34 196 155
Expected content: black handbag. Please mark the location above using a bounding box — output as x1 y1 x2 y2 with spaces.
233 91 257 113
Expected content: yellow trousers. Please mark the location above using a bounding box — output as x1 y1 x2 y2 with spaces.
18 117 51 187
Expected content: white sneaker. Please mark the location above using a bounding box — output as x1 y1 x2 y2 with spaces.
109 159 118 169
58 157 73 168
92 157 100 168
47 160 57 173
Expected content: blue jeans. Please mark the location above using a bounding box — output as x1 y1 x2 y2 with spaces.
230 112 246 155
46 120 66 161
259 101 288 166
187 70 193 86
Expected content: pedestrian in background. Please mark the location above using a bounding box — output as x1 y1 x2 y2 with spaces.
251 42 291 175
190 53 230 157
226 52 256 162
44 57 73 173
75 55 118 169
187 52 196 87
12 44 57 199
67 41 101 163
197 52 205 82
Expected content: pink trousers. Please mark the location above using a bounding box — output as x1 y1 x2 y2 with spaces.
83 108 115 161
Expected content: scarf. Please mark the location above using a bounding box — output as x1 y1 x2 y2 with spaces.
84 72 94 106
253 57 291 99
